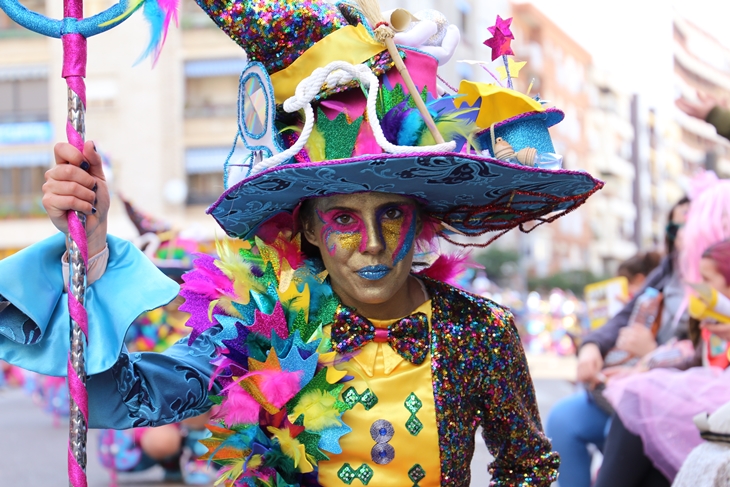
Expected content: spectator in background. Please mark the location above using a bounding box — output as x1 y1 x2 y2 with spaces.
546 197 690 487
618 251 663 299
595 178 730 487
676 92 730 141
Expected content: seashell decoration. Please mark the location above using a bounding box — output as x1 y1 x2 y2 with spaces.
493 137 538 166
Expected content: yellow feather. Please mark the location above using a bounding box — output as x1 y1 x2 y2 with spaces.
214 238 264 305
289 390 342 432
267 427 314 473
419 109 480 147
306 126 326 162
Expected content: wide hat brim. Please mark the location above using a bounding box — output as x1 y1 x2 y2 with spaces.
208 152 603 240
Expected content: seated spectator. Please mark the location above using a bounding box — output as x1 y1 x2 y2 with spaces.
546 197 690 487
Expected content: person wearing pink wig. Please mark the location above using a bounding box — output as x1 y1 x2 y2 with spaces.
594 174 730 487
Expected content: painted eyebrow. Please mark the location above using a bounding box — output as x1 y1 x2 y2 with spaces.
320 201 415 213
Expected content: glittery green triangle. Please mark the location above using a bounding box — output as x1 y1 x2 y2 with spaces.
315 107 363 161
297 430 329 463
313 294 339 328
376 84 430 119
290 308 310 338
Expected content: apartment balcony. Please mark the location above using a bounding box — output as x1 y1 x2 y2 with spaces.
589 152 635 180
184 116 238 147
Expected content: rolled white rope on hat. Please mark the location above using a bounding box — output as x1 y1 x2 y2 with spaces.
250 60 455 176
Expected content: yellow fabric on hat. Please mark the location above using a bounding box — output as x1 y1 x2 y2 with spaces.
318 300 441 486
455 80 544 129
270 24 385 104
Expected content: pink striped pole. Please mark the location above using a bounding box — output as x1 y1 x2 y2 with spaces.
62 0 89 486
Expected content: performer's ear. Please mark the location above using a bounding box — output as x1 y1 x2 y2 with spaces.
299 199 319 247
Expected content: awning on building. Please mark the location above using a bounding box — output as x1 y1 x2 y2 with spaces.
184 58 248 78
0 122 53 145
0 65 48 81
185 147 230 174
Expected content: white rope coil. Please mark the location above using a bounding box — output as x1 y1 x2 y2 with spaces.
250 60 455 176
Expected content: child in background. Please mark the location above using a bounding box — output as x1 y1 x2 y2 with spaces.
618 251 663 300
596 238 730 486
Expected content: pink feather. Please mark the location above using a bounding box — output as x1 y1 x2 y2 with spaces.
218 385 261 425
254 369 303 409
417 252 472 286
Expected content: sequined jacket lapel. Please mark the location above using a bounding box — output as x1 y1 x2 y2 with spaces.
422 278 559 487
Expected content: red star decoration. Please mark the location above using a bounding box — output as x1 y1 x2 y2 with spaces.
484 30 514 61
488 15 514 39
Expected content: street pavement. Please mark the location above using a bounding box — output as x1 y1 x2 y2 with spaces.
0 355 576 486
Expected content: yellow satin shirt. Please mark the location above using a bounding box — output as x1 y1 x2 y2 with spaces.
318 300 441 486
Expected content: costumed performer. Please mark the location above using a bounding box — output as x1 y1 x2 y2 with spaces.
0 2 602 486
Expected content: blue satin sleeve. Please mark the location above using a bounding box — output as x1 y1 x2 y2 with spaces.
87 329 222 429
0 233 179 376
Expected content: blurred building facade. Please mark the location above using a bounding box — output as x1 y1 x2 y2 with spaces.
0 0 245 254
507 2 604 277
673 15 730 178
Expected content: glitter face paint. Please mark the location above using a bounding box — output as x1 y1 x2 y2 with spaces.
316 203 418 266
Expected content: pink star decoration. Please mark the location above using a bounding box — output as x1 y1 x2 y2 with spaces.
487 15 514 39
250 301 289 340
484 15 515 61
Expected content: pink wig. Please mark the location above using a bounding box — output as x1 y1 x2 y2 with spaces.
680 178 730 283
702 240 730 287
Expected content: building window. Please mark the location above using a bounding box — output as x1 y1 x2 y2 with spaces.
0 152 49 218
457 0 471 38
185 59 247 118
0 77 49 123
0 0 45 35
186 147 229 205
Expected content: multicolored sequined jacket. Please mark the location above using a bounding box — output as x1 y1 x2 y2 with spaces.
415 278 558 486
0 235 558 486
98 279 558 486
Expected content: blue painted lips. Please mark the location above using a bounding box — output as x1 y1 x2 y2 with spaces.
357 265 392 281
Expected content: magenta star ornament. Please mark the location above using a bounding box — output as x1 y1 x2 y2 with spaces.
250 301 290 340
484 29 514 61
487 15 514 39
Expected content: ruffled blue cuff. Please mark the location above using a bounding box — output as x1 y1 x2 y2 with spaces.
0 233 179 376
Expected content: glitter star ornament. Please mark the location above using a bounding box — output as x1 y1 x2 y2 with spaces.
497 58 527 80
483 29 514 61
487 15 514 39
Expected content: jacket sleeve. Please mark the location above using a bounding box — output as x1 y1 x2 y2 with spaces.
481 316 560 486
706 106 730 142
87 330 222 429
582 257 671 357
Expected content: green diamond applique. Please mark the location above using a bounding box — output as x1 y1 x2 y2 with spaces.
404 393 423 436
408 464 426 486
337 463 374 485
342 387 379 411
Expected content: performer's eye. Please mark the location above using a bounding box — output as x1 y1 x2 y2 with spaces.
383 208 403 220
334 214 354 225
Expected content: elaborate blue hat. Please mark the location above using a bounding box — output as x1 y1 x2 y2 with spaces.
194 0 602 243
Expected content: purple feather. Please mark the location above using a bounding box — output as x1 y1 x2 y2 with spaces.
381 100 411 145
